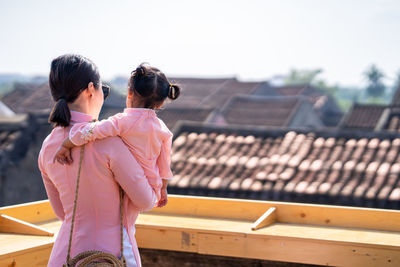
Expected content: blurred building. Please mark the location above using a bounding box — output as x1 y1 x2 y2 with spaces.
0 78 399 212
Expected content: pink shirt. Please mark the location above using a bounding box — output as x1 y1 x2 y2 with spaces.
38 111 157 267
69 108 173 200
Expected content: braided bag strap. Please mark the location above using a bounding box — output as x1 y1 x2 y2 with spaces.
64 145 126 267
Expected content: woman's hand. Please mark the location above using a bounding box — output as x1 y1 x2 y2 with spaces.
53 138 76 165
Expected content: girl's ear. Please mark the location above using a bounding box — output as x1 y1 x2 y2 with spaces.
126 91 134 108
127 91 134 99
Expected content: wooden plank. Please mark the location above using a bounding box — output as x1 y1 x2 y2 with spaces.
0 214 54 236
149 195 400 232
251 207 276 230
0 244 52 267
0 220 58 257
0 200 55 224
197 233 400 267
136 214 400 249
136 228 198 253
1 196 400 267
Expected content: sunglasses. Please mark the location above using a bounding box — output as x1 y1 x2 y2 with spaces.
102 85 110 100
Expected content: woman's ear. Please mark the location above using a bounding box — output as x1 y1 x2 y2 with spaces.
87 82 96 97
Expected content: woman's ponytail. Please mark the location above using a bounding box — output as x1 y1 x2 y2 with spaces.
168 84 181 100
49 98 71 127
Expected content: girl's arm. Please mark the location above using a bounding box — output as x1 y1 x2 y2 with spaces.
54 113 130 164
155 136 173 207
157 135 173 180
69 112 129 146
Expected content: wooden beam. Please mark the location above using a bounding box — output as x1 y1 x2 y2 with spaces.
150 195 400 232
251 207 276 231
196 233 400 267
0 200 55 224
0 214 54 237
1 196 400 267
0 243 52 267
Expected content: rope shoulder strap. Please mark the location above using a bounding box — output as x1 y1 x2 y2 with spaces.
64 145 126 267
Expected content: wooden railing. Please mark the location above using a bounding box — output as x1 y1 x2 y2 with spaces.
1 195 400 267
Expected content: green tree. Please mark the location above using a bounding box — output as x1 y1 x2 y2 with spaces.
284 69 322 85
284 68 339 98
364 64 386 98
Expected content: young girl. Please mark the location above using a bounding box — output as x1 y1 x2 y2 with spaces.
54 63 180 207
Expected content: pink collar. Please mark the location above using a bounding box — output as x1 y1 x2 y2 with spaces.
70 110 94 123
124 108 156 116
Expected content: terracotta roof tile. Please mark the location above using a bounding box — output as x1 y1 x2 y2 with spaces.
168 123 400 209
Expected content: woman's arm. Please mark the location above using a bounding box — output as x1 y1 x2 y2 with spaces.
38 153 65 221
107 137 157 211
69 113 129 146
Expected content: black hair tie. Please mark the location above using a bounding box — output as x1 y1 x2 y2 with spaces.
169 84 175 99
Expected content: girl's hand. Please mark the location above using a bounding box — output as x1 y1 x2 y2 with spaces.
53 138 76 165
53 145 73 165
157 188 168 207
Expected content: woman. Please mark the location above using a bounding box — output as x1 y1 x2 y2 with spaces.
38 54 156 267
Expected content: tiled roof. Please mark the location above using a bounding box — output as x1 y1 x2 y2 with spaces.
253 84 343 127
157 107 214 130
165 78 261 109
1 83 39 112
1 83 53 113
270 84 324 103
341 103 386 130
2 82 126 115
20 83 54 112
217 95 301 127
168 123 400 209
201 80 261 108
166 78 233 108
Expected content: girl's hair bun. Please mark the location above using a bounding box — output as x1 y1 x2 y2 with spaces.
135 65 146 77
168 84 181 100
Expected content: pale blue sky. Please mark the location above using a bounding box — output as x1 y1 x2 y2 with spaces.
0 0 399 86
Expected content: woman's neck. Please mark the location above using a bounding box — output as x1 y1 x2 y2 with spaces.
68 102 99 120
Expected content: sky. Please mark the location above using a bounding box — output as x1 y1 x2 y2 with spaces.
0 0 399 87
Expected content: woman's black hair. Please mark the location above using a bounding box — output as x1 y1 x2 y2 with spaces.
48 54 100 127
128 63 181 109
